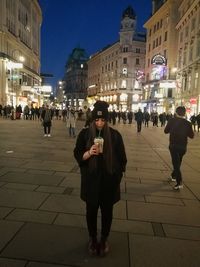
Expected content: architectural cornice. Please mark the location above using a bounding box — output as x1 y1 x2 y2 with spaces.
176 0 200 30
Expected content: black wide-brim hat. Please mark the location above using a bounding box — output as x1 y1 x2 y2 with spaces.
92 101 109 121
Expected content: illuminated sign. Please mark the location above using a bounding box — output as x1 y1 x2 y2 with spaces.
136 70 145 80
160 82 176 88
7 62 23 69
155 92 163 98
151 65 167 80
189 98 197 104
89 84 96 88
151 54 167 66
33 86 52 93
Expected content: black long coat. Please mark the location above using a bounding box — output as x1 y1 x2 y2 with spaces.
74 127 127 205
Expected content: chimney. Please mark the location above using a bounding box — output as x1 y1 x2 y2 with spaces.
152 0 156 14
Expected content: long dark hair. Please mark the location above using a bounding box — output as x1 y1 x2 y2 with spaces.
86 121 113 174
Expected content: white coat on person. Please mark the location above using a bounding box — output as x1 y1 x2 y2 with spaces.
66 109 77 137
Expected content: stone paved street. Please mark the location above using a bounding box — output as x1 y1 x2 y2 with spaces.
0 118 200 267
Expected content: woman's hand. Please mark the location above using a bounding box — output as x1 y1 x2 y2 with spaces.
82 144 99 160
90 144 99 155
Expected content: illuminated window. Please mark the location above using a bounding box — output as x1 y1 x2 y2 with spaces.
113 95 117 101
120 93 127 101
121 80 126 88
123 68 127 74
134 80 139 89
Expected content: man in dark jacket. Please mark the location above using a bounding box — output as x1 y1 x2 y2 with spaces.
196 112 200 132
164 106 194 190
135 108 143 132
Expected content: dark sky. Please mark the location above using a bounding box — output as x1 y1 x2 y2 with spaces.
39 0 152 89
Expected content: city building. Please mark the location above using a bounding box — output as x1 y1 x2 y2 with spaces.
62 47 88 109
143 0 182 114
0 0 43 108
87 6 146 111
175 0 200 115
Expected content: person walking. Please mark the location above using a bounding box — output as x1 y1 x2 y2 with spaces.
74 101 127 256
144 111 150 127
164 106 194 190
41 105 52 137
23 105 29 120
190 114 197 132
196 112 200 132
84 108 92 128
127 110 133 124
66 108 77 137
135 108 143 132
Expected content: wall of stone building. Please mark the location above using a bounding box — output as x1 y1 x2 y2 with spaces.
0 0 42 107
175 0 200 115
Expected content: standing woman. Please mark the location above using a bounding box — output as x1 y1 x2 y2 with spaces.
74 101 127 256
41 105 52 137
66 108 77 137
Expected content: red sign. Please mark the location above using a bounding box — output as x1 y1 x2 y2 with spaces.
189 98 197 104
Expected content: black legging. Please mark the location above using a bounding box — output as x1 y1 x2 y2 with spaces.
169 145 186 185
137 121 142 132
43 121 51 134
86 201 113 240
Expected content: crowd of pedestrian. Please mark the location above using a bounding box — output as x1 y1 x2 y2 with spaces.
0 104 83 121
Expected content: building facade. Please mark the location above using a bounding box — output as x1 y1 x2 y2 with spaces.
0 0 42 108
175 0 200 115
143 0 182 114
87 6 146 112
63 47 88 109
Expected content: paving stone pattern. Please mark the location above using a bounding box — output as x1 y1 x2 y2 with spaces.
0 118 200 267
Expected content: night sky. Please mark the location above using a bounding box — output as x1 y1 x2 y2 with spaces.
39 0 152 89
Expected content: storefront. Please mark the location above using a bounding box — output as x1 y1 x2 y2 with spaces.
181 97 198 117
